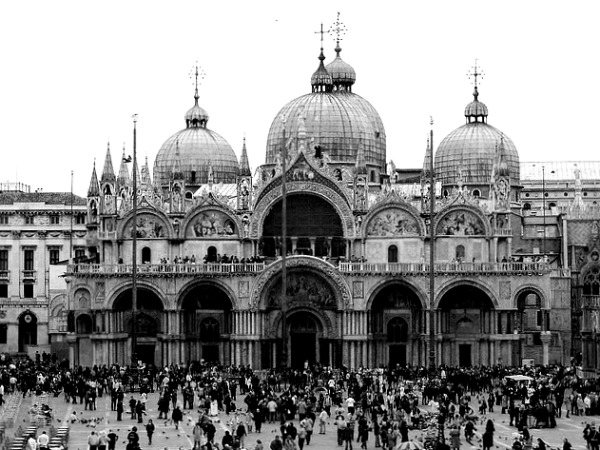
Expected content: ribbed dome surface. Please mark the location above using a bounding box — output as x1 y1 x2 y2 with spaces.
435 122 520 186
266 92 386 169
153 127 238 188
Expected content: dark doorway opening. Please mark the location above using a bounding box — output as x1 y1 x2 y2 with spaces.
459 344 472 367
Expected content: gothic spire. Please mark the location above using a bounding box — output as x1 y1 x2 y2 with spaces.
100 142 116 184
87 160 100 197
117 143 131 187
239 137 251 177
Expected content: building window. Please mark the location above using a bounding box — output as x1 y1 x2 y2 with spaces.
456 245 465 261
0 324 6 344
49 215 60 225
387 245 398 263
24 216 34 225
0 250 7 271
472 189 481 198
536 310 543 327
0 285 7 298
74 248 85 260
49 249 60 265
583 266 600 295
76 215 86 224
0 216 8 225
523 203 531 210
24 249 34 271
142 247 151 264
23 283 34 298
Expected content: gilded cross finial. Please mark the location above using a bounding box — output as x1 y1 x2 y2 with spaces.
467 59 484 87
189 62 206 101
315 23 325 49
328 12 347 52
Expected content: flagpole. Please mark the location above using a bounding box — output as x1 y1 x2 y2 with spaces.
70 170 74 261
131 114 138 368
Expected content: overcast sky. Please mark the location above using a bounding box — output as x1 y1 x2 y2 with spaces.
1 0 599 196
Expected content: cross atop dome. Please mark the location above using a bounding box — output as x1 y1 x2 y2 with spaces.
189 62 206 103
467 59 484 88
328 12 347 55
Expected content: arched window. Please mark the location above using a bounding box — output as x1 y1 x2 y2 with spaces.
387 317 408 342
370 170 376 183
207 246 217 263
388 245 398 263
472 189 481 198
455 245 465 261
200 317 220 342
583 266 600 295
523 203 531 210
142 247 151 264
185 191 193 200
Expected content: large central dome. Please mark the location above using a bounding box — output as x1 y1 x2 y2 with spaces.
153 93 239 191
265 46 386 171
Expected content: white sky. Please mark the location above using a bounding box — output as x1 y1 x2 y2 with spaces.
1 0 599 196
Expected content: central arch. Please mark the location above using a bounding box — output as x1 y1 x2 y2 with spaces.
261 193 345 257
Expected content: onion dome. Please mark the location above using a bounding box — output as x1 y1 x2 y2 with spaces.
326 45 356 91
311 49 332 92
266 45 385 171
435 88 520 186
464 86 488 120
153 94 238 189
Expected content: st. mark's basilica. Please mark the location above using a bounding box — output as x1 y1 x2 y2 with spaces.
3 26 600 372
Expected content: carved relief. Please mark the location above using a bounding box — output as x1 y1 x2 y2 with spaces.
128 214 167 238
367 209 419 236
189 211 236 237
250 257 351 310
353 281 364 299
266 272 336 309
436 210 485 236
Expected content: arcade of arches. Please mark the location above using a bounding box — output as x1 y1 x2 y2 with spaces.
68 277 546 368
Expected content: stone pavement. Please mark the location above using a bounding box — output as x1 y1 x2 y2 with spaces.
0 389 596 450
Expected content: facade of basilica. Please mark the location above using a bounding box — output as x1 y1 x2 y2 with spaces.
60 38 600 371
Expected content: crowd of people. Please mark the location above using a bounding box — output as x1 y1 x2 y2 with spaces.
0 356 595 450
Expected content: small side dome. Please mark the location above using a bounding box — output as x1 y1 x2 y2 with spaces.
185 94 209 128
326 45 356 91
311 50 332 93
464 86 488 122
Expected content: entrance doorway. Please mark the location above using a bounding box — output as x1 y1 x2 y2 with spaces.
459 344 472 366
135 343 156 365
18 311 37 352
389 344 406 368
289 312 319 368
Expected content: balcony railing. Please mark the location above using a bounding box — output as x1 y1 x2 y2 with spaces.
0 270 9 281
67 262 267 276
21 270 36 279
338 261 551 275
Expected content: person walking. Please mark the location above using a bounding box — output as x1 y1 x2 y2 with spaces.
172 405 183 430
145 419 155 445
193 421 205 449
107 430 118 450
318 409 328 435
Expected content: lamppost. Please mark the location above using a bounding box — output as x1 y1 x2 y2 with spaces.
131 114 138 368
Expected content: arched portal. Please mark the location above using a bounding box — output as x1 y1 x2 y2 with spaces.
113 287 165 365
181 284 233 364
261 194 345 258
18 311 37 352
438 284 495 366
287 310 324 369
370 283 423 367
